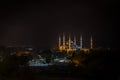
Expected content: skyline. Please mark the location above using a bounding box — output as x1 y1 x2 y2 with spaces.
0 1 119 48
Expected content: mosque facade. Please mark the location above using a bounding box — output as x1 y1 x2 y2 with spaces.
58 33 93 53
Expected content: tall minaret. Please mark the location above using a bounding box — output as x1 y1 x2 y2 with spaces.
59 35 61 50
74 35 76 50
80 35 82 48
63 33 65 50
90 36 93 49
74 35 76 45
68 34 71 50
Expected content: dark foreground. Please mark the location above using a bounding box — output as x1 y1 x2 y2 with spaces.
0 48 120 80
0 65 120 80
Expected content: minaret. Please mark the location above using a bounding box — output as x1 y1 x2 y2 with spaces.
68 34 71 50
63 33 65 50
74 35 76 45
90 36 93 49
59 35 61 50
80 35 82 48
74 35 76 50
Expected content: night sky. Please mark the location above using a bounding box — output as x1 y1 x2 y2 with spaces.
0 0 119 48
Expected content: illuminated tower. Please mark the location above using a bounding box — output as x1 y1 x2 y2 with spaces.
74 35 76 50
63 33 65 50
80 35 82 48
68 34 71 50
59 35 61 50
74 36 76 45
90 36 93 49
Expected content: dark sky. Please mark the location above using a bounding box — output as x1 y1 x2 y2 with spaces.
0 0 119 48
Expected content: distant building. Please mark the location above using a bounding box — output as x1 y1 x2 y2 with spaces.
58 33 93 53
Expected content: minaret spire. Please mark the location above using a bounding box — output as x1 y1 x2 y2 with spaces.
74 35 77 50
68 33 71 50
74 35 76 45
90 36 93 49
59 35 61 50
80 35 82 48
63 33 65 50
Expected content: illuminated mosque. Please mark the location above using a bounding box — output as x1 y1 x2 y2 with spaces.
58 33 93 53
